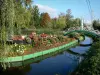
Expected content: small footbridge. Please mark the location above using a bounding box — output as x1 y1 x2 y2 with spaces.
63 25 100 38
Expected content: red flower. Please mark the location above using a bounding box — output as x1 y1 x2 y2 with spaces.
40 33 48 38
12 35 24 41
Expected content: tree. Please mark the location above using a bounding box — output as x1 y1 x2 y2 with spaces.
24 0 32 8
0 0 14 39
93 20 100 30
65 9 73 29
14 0 25 34
14 0 33 34
56 13 66 29
74 41 100 75
32 5 40 28
0 0 15 56
72 18 81 27
52 17 57 29
40 12 51 27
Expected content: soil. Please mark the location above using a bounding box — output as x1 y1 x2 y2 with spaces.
23 38 76 55
6 38 76 57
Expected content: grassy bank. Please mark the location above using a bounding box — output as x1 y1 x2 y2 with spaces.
22 28 63 35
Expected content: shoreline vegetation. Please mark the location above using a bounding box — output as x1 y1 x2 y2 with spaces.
0 31 83 69
0 0 82 63
3 31 80 57
72 39 100 75
0 0 99 72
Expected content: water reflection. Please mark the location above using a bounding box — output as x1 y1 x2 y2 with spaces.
80 36 93 44
25 36 92 75
26 52 80 75
70 36 92 54
70 46 90 54
0 36 92 75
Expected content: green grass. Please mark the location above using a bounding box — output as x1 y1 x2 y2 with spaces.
21 28 63 35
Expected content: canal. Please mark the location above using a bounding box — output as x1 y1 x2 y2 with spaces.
0 36 93 75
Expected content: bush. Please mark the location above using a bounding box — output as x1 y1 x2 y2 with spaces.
11 44 26 55
47 38 56 44
25 37 32 44
74 41 100 75
68 32 80 38
57 36 64 42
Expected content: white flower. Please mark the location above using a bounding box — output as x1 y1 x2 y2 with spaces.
16 50 19 52
14 43 17 46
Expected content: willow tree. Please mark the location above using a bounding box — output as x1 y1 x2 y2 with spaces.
14 1 25 34
7 0 15 39
0 0 14 46
0 0 7 50
0 0 14 68
14 0 33 34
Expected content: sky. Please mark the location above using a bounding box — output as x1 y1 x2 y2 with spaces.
33 0 100 23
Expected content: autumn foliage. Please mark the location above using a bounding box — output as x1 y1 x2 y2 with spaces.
40 13 51 27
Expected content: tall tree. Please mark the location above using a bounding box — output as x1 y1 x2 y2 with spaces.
0 0 14 40
24 0 32 8
32 5 40 27
14 0 25 34
56 13 66 29
65 9 73 29
0 0 15 54
93 20 100 30
7 0 15 38
40 12 51 27
52 17 57 29
72 18 81 27
14 0 33 34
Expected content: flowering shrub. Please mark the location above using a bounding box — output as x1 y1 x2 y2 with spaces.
12 35 25 40
25 37 32 44
47 38 56 44
40 33 48 38
57 35 64 42
68 32 80 38
12 43 26 55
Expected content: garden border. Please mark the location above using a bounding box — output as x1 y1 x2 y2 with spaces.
0 37 83 63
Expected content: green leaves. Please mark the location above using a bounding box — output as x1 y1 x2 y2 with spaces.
40 12 51 28
11 43 26 55
74 40 100 75
93 20 100 30
32 5 40 27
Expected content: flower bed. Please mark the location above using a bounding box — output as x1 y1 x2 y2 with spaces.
5 32 81 57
